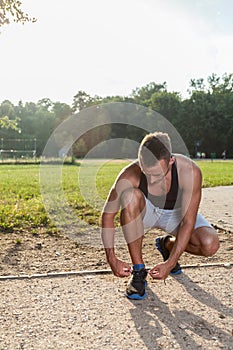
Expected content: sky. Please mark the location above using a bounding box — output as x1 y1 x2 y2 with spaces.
0 0 233 105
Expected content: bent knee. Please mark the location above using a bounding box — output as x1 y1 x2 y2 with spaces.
195 227 220 257
202 233 220 257
120 187 145 209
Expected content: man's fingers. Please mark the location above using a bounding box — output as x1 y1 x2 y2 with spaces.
123 267 131 272
149 267 162 279
115 264 131 277
150 271 159 277
122 266 131 276
118 270 131 278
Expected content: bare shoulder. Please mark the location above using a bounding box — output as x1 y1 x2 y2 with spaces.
175 153 201 171
115 161 141 188
174 154 202 187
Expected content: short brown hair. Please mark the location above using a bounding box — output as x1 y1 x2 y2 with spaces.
138 132 172 167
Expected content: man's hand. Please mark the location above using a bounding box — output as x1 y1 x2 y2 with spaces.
149 262 171 280
109 258 131 277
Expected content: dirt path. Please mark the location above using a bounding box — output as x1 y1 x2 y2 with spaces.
0 266 232 350
200 186 233 232
0 186 233 349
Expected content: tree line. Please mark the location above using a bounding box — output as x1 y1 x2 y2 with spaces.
0 73 233 159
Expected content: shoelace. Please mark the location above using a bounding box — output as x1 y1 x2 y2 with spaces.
132 270 146 282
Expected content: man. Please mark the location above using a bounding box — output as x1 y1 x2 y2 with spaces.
101 132 219 300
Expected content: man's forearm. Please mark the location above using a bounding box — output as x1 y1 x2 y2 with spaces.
104 247 117 264
101 227 115 249
101 226 118 266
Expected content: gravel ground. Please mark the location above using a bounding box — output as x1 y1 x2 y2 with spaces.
0 267 232 350
200 186 233 232
0 186 233 350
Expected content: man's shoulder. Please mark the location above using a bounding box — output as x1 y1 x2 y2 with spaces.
120 160 141 175
117 160 141 183
175 154 199 168
175 154 201 185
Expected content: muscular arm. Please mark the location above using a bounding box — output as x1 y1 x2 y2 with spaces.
101 163 140 277
166 162 202 270
150 157 202 279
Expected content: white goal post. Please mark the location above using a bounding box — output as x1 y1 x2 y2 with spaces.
0 138 37 161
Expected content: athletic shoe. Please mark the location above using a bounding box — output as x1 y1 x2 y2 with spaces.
126 267 148 300
155 235 182 275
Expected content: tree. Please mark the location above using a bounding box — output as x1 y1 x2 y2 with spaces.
14 99 55 156
131 82 167 105
0 0 36 28
207 72 233 94
0 115 19 130
188 78 206 95
179 73 233 157
37 98 53 111
0 99 15 118
0 100 20 134
52 102 72 127
149 91 182 124
72 91 95 113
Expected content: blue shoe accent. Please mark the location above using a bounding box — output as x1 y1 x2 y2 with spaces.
126 292 147 300
126 268 148 300
170 268 182 275
133 263 145 271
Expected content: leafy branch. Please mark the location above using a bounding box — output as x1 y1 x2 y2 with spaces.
0 0 36 28
0 116 20 131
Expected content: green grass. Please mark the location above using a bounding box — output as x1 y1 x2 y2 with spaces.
0 159 232 233
0 165 50 232
196 160 233 187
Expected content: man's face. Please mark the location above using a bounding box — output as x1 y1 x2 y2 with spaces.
141 158 172 185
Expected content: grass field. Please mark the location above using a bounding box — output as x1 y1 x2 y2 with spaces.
0 159 233 233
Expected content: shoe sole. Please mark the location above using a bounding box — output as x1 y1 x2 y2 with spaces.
155 237 182 275
126 292 147 300
126 279 147 299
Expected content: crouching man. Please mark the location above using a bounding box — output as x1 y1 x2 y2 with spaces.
101 132 219 300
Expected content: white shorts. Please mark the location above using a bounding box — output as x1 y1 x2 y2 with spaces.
143 196 212 234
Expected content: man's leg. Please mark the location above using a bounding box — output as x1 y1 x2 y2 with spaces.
120 188 146 264
166 226 220 257
185 226 219 256
120 188 148 300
